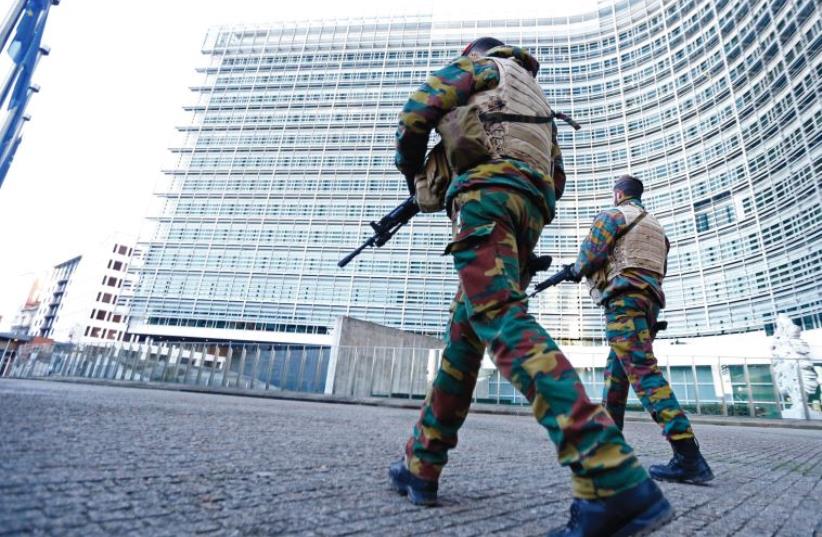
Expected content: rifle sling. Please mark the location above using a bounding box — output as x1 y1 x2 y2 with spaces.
615 210 647 242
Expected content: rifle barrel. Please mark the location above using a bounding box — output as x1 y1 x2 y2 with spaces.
337 240 372 268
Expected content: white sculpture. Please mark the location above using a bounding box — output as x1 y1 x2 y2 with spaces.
770 314 822 420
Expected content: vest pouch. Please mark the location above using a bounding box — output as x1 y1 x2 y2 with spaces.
437 105 494 173
586 269 607 305
414 142 452 213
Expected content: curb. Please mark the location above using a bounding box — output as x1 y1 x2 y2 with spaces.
7 376 822 431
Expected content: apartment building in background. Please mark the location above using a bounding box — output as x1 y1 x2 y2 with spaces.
30 239 137 344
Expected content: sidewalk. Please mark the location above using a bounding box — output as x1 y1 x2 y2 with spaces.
1 378 821 536
29 375 822 431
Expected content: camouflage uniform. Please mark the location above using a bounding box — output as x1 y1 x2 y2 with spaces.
396 47 649 500
574 198 694 441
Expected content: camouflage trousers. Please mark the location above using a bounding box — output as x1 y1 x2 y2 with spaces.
603 292 694 441
405 187 648 499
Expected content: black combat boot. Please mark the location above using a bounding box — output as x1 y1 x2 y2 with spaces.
388 460 438 506
547 478 674 537
649 438 714 484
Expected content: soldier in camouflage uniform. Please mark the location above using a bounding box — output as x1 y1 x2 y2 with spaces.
388 38 674 537
572 174 713 485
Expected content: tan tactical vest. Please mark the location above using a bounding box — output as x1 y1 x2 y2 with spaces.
436 56 554 177
586 204 667 304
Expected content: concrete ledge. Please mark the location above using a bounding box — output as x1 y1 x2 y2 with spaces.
10 376 822 431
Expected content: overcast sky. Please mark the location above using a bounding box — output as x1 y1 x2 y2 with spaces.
0 0 598 328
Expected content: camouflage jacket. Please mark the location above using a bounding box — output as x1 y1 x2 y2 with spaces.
573 198 668 308
395 46 565 222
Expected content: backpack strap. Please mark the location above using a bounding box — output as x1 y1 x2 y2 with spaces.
478 111 582 130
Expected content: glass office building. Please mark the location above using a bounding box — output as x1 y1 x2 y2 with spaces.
128 0 822 345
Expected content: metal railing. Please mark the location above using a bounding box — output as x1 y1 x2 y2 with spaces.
3 340 820 421
1 341 330 394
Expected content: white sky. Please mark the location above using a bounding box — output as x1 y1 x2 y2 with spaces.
0 0 599 328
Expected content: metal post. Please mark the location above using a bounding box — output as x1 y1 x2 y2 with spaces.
46 349 59 376
296 346 308 392
221 345 234 388
235 346 247 389
388 347 397 398
138 340 152 382
265 346 275 391
249 346 261 390
194 343 209 386
159 343 171 381
742 358 756 417
94 346 111 378
125 341 138 381
716 357 728 416
93 346 105 378
98 345 110 378
180 343 193 384
111 343 124 379
408 349 415 400
56 348 70 376
148 342 165 382
206 344 220 387
69 347 81 377
281 346 292 391
0 338 14 377
104 344 118 379
690 356 701 415
99 344 110 379
312 347 326 393
347 348 359 396
70 345 83 377
368 347 381 397
795 359 811 420
768 360 783 417
83 345 94 378
169 343 182 383
89 346 103 378
113 343 127 380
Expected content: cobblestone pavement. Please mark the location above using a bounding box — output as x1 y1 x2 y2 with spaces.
1 379 821 537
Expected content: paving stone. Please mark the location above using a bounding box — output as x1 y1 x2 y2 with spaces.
1 378 821 536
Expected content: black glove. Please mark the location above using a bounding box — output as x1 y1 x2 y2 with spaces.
566 264 583 283
527 254 553 276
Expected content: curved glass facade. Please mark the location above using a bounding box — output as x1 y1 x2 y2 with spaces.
129 0 822 344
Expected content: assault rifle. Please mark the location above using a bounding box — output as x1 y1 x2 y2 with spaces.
529 265 669 336
529 264 577 297
338 196 420 268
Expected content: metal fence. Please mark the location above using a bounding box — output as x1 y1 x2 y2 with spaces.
1 341 330 394
3 340 820 421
